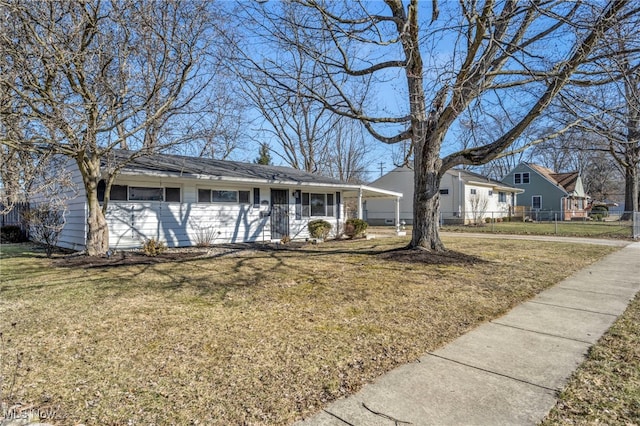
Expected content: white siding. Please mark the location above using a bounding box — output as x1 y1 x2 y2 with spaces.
54 158 87 251
366 167 414 224
107 201 271 248
105 178 346 249
366 168 518 225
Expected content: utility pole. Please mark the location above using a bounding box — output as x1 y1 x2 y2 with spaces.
379 162 385 177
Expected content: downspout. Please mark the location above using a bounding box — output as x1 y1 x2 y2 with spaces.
457 171 462 219
560 196 567 221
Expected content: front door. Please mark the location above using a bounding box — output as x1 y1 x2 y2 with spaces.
270 189 289 239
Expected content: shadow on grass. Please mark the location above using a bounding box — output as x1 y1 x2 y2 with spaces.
48 240 489 270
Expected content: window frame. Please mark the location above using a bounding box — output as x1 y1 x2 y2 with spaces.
514 172 530 185
300 192 337 218
532 195 542 210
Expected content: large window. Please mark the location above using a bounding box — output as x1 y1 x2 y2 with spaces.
212 190 237 203
297 192 336 217
198 189 250 204
514 172 530 184
129 187 163 201
310 193 326 216
498 192 506 203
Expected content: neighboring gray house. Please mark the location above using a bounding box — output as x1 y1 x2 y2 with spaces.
55 151 401 251
365 166 523 225
502 163 589 220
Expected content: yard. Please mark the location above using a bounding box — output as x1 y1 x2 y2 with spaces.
442 219 635 239
0 237 619 425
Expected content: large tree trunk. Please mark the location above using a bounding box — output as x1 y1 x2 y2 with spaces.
77 154 109 256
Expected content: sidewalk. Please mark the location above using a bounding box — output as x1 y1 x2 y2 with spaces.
296 241 640 425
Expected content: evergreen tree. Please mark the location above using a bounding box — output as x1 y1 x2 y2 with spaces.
254 143 272 165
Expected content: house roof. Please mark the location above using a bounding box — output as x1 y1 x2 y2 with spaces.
527 163 580 193
107 150 346 186
104 150 402 199
449 168 522 192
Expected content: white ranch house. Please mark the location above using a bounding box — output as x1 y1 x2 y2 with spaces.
56 151 402 251
365 166 523 225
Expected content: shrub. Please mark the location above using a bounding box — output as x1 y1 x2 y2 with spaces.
308 220 332 240
194 226 220 247
344 218 368 239
24 205 65 257
142 238 167 256
0 225 27 243
484 217 492 224
590 205 609 218
280 235 291 244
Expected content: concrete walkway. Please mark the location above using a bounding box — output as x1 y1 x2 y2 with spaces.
297 241 640 426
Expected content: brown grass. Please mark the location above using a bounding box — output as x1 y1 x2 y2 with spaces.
0 237 618 425
541 293 640 425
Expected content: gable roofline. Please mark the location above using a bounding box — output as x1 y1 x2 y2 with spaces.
369 165 523 193
521 162 570 195
448 168 523 192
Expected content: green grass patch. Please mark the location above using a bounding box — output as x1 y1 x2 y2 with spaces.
0 239 619 425
443 220 633 239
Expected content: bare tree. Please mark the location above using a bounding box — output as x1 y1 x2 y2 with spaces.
238 36 336 173
323 118 371 183
0 0 219 255
556 15 640 217
468 193 489 226
238 0 633 251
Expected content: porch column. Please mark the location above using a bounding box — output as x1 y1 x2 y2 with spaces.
357 188 363 220
395 196 400 229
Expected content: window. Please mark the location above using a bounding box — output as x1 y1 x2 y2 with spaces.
488 190 493 196
165 187 181 202
212 190 237 203
239 190 251 204
439 189 449 195
198 189 211 203
110 185 128 201
470 188 477 195
327 193 334 217
253 188 260 207
299 192 335 217
498 192 506 203
97 182 178 202
310 193 326 216
532 195 542 210
514 172 530 184
129 187 163 201
302 192 310 217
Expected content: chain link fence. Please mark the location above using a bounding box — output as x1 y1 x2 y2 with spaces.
438 210 637 239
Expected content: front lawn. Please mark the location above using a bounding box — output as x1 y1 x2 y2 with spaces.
443 219 634 239
0 238 618 425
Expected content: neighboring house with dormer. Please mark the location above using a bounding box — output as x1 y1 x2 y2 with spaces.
365 166 523 225
502 163 590 220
